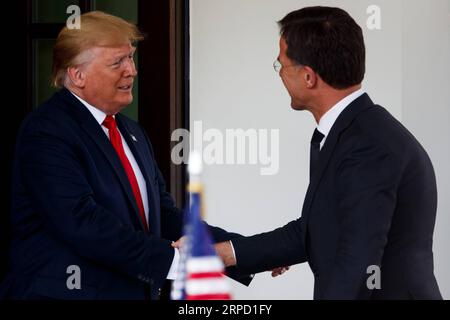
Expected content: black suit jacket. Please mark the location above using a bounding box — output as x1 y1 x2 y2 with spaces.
233 94 442 299
1 88 249 299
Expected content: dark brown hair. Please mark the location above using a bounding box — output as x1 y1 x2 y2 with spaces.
279 6 365 89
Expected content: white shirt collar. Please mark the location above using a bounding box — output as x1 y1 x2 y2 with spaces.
317 88 365 148
69 90 112 125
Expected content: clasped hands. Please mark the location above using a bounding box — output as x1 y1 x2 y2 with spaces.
171 237 290 277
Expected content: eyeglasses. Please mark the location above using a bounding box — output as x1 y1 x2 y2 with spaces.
273 59 301 73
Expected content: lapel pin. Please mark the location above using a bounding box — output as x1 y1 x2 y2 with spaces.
130 134 138 142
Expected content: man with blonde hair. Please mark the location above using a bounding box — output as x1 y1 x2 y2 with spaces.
1 11 250 300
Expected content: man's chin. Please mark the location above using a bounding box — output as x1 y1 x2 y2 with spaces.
115 98 133 113
120 95 133 107
290 102 306 111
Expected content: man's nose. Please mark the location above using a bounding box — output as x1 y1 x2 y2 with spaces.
124 59 137 77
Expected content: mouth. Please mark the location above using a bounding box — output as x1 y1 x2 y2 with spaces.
118 85 132 91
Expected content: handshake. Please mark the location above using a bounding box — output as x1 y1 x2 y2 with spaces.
171 237 290 277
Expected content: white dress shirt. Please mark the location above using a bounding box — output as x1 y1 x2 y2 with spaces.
317 88 365 149
70 91 179 280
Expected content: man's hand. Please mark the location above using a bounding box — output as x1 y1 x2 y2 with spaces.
215 241 237 267
171 236 185 249
173 238 239 269
271 266 290 277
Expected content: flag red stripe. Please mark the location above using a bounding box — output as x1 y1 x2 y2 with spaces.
186 293 231 300
187 272 224 279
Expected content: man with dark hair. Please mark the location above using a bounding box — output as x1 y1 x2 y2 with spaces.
214 6 442 299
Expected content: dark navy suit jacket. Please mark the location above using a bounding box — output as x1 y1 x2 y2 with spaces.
233 94 442 299
1 88 249 299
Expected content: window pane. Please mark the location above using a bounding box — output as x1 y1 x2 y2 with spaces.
33 0 80 23
93 0 138 23
34 39 57 108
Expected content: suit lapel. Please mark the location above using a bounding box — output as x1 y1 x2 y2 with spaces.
57 89 147 232
116 115 160 236
301 93 375 241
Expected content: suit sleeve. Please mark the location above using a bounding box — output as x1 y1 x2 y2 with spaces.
322 138 400 299
207 224 255 286
231 219 308 275
19 118 174 289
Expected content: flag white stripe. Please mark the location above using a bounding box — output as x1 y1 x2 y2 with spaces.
186 256 224 273
186 278 231 295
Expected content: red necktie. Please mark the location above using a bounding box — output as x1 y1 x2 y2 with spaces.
103 115 149 232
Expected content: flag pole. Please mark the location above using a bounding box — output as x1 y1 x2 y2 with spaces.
171 150 232 300
187 151 205 220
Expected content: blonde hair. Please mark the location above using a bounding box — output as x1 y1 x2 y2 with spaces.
52 11 144 88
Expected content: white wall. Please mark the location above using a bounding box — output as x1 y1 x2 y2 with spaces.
189 0 450 299
401 0 450 299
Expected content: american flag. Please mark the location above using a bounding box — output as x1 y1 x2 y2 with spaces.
171 183 231 300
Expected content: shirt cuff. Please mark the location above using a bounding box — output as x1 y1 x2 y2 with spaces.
166 248 180 280
230 240 237 265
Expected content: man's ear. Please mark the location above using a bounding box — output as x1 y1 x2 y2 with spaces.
66 66 86 88
303 66 317 89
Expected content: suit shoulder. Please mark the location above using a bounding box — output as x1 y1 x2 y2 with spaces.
338 107 393 154
19 93 77 139
341 105 432 167
359 106 427 151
